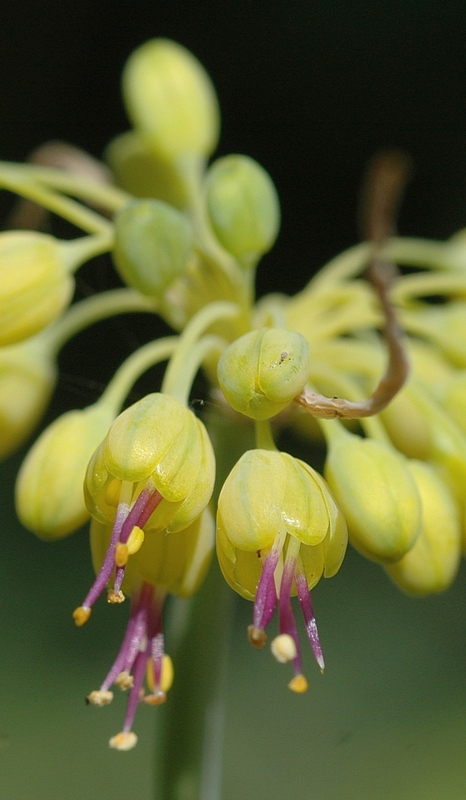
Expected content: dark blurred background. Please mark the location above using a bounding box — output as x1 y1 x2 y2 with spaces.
1 3 466 799
2 0 466 294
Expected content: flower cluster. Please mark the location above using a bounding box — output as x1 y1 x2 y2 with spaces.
2 38 465 754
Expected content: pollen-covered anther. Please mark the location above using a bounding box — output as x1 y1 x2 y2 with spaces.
271 633 297 664
127 525 145 555
288 674 309 694
107 589 125 604
115 543 129 567
144 689 167 706
248 624 267 649
115 671 134 691
86 689 114 707
104 477 122 508
73 606 91 627
109 731 138 751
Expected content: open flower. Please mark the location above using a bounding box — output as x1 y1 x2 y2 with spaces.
73 393 215 625
217 449 347 690
86 507 214 749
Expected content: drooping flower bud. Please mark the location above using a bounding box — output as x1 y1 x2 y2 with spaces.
122 38 220 160
112 199 193 298
15 400 117 540
205 154 280 263
384 461 461 596
0 334 57 460
105 130 191 208
74 393 215 627
0 231 75 345
217 449 347 689
85 393 215 535
217 328 311 420
324 428 421 563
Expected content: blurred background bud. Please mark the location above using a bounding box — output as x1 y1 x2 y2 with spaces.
112 199 193 297
205 154 280 264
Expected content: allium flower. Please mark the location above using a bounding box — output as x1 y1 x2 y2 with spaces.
217 449 347 690
74 392 215 625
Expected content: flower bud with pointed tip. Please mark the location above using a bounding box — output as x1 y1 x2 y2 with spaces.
0 231 75 345
122 38 220 160
324 430 421 563
0 335 57 460
205 154 280 262
218 328 311 420
113 199 193 298
85 393 215 535
384 461 461 596
16 400 117 540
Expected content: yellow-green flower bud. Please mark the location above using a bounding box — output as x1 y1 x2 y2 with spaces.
84 393 215 535
112 199 193 298
122 38 220 160
91 506 214 599
0 335 56 460
217 327 311 420
0 231 75 345
217 448 346 686
15 401 117 540
105 130 191 209
205 154 280 263
384 461 461 596
379 386 432 460
440 372 466 435
217 449 347 599
324 429 421 563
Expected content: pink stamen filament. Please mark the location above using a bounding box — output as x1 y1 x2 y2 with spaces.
295 563 325 671
113 485 164 594
278 548 303 678
253 531 286 631
81 499 130 610
122 639 151 734
151 632 165 691
100 584 154 691
120 587 165 733
119 483 164 545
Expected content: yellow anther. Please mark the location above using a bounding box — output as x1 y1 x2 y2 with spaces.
86 690 113 707
271 633 297 664
73 606 91 627
247 625 267 649
107 589 125 604
109 731 138 751
104 477 122 508
115 671 134 691
288 674 309 694
144 690 167 706
146 654 174 694
127 525 145 555
115 542 129 567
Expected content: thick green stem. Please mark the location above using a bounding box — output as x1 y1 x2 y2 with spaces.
156 403 254 800
158 561 233 800
0 165 112 235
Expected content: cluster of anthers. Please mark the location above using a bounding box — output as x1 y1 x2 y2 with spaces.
0 39 465 749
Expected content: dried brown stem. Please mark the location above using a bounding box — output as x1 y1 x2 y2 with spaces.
295 150 411 420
